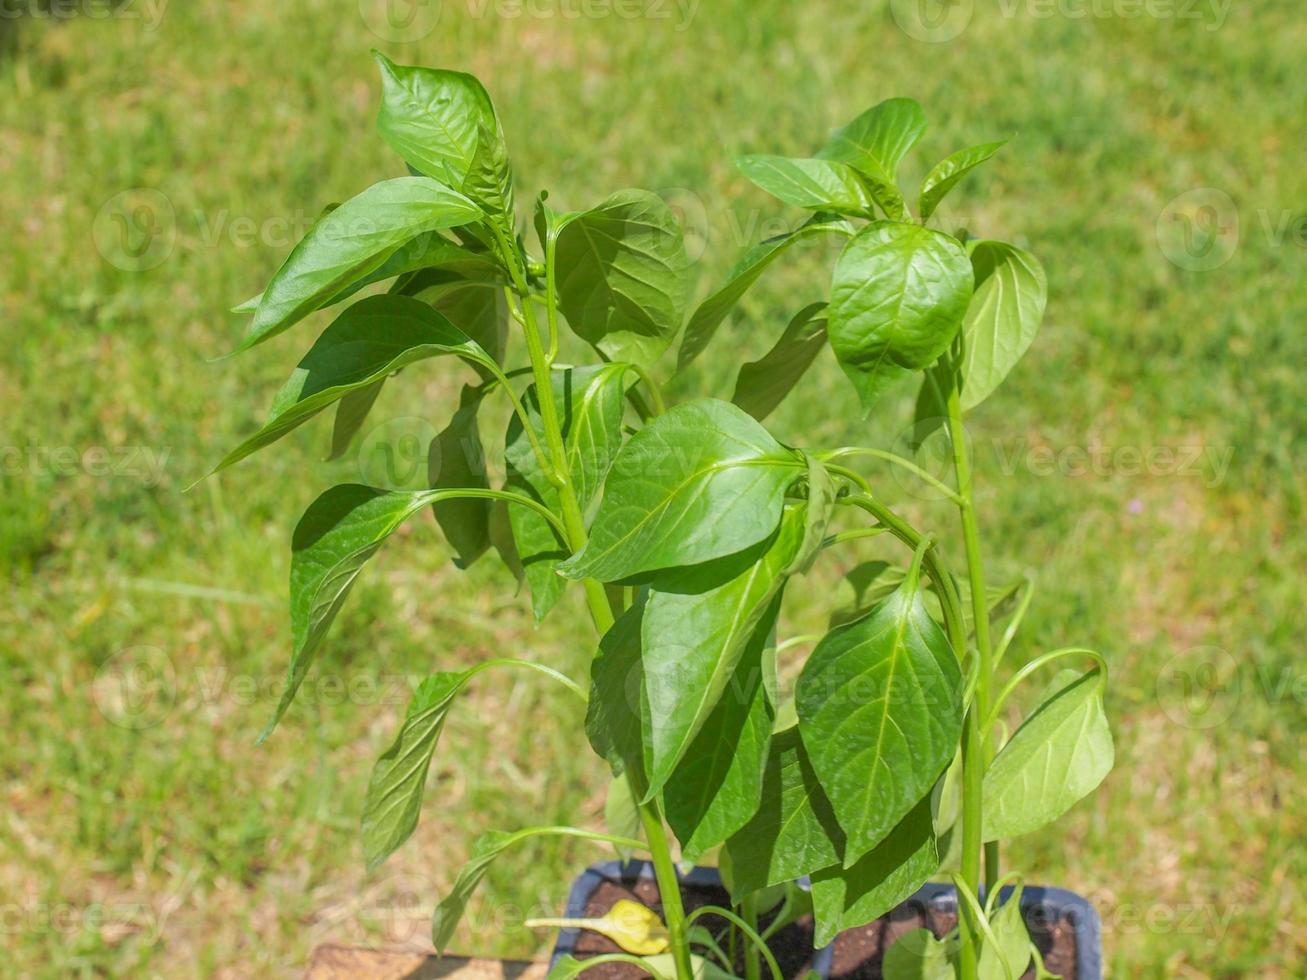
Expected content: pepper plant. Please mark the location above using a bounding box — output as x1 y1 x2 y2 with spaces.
208 53 1113 980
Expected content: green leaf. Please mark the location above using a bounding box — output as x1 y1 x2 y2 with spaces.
788 455 836 575
585 598 648 779
562 399 803 582
236 177 481 352
978 887 1032 980
919 140 1006 221
361 671 469 871
265 485 439 739
736 155 875 215
553 189 689 365
956 240 1047 410
662 595 779 861
404 268 511 380
640 512 804 796
505 364 628 622
828 221 973 412
373 51 512 217
721 727 844 901
213 295 493 476
604 774 641 861
817 98 926 220
730 303 829 421
810 796 939 947
796 573 962 861
982 669 1113 841
882 928 955 980
678 216 847 372
326 378 385 461
429 386 491 568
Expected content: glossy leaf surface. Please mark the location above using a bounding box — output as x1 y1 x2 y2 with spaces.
816 98 926 219
553 189 689 365
214 295 492 475
796 575 962 860
562 399 802 582
919 140 1006 221
956 240 1047 410
828 222 973 411
982 669 1113 841
810 796 939 947
736 155 874 215
236 177 481 352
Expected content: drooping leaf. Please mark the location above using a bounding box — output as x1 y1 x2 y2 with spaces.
982 668 1113 841
640 513 804 796
721 727 844 901
977 887 1032 980
788 455 836 575
730 303 829 421
505 364 628 622
585 598 648 779
561 399 804 582
327 378 385 461
796 573 962 860
235 177 481 352
919 140 1006 221
212 295 493 476
827 221 973 412
604 774 641 861
429 386 491 568
659 595 781 859
264 485 442 739
956 241 1047 410
553 189 689 365
679 215 846 371
361 671 469 870
816 98 926 220
810 796 939 947
736 156 875 216
373 51 512 218
882 928 955 980
404 268 510 379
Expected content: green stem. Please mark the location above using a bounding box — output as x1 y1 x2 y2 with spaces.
944 366 996 977
741 893 761 980
503 228 690 980
685 906 781 980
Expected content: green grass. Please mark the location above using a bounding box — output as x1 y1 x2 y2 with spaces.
2 1 1304 976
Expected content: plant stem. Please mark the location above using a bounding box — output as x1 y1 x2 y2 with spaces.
504 230 692 980
740 893 761 980
944 369 996 979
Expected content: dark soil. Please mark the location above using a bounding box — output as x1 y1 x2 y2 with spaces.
828 902 1077 980
572 876 818 980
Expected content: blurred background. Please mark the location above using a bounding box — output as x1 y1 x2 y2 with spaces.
1 1 1303 976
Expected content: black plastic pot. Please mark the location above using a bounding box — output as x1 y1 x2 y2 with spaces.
551 861 1102 979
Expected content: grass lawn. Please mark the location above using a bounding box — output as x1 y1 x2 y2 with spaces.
1 1 1303 976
